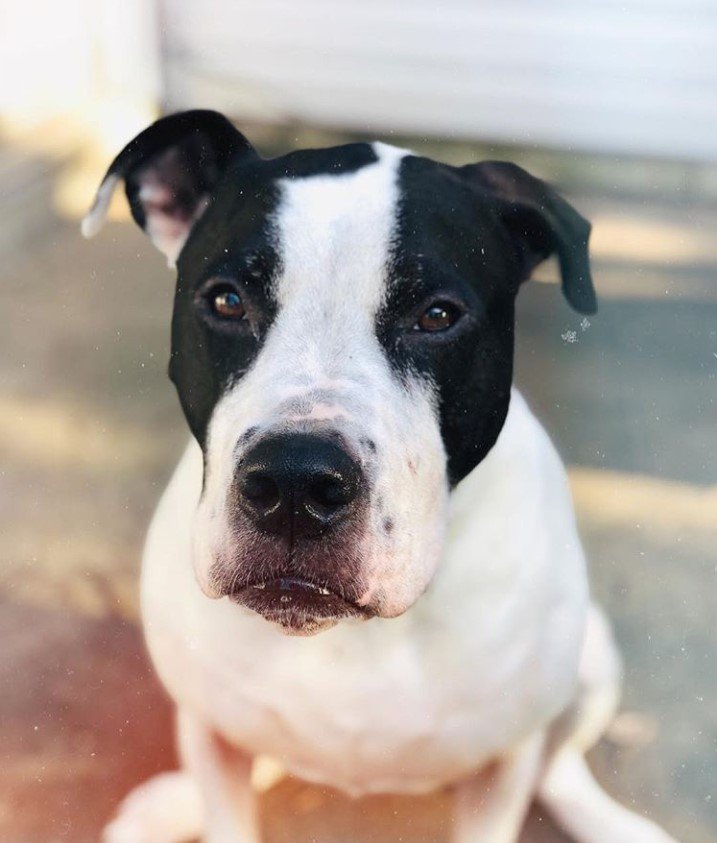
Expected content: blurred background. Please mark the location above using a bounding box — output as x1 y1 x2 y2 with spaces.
0 1 715 841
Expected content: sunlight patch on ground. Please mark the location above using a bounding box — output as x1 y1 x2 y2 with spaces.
589 214 716 265
0 394 161 475
0 524 140 621
569 466 717 539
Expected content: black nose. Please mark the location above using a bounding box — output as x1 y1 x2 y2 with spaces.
236 433 363 538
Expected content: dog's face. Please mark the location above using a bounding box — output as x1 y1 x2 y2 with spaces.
85 111 594 635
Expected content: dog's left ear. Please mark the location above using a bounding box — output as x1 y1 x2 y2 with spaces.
460 161 596 314
82 110 257 266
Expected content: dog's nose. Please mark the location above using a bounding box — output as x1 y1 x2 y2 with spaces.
236 433 363 538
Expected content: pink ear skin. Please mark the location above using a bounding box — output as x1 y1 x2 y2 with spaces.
82 110 256 267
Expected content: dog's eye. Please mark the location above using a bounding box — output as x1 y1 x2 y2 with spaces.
209 286 246 320
414 302 461 333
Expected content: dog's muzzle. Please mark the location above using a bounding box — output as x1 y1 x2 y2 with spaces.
223 432 371 634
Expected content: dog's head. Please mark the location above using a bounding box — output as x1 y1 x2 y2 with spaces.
85 110 594 635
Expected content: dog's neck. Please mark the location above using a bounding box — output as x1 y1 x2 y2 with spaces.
425 388 585 617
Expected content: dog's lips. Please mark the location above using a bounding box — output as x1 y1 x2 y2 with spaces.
229 577 370 634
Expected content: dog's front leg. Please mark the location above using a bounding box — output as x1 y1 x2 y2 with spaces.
178 709 261 843
452 732 545 843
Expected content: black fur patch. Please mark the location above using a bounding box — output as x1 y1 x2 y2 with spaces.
170 143 379 445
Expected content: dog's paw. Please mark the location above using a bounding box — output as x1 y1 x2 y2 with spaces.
102 771 203 843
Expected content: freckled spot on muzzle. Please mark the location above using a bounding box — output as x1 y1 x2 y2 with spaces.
360 437 377 453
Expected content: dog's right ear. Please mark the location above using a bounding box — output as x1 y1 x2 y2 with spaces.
82 110 257 266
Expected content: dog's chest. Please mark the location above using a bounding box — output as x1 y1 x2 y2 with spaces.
145 584 572 796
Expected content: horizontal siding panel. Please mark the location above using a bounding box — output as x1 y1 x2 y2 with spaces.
164 0 717 160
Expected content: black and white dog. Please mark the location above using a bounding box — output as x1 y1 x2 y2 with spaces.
84 111 675 843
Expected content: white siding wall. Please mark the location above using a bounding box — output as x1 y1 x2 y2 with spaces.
162 0 717 160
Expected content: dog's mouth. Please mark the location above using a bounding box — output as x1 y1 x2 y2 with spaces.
229 577 371 635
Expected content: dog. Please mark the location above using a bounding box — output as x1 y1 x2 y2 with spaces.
83 110 677 843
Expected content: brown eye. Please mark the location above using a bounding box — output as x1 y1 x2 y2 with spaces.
415 302 460 333
210 287 246 320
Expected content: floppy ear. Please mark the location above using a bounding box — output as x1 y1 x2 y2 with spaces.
82 110 257 266
461 161 596 314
